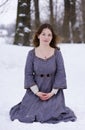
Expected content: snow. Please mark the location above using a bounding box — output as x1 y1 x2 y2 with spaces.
20 3 28 7
19 14 26 17
0 38 85 130
24 27 31 33
0 0 18 25
18 22 24 27
0 29 8 36
19 33 24 37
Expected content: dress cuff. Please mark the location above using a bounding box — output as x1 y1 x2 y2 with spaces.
30 85 39 94
51 88 58 95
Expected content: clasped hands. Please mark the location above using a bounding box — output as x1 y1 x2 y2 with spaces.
36 91 54 101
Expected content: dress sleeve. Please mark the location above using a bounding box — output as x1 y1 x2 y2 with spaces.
24 50 36 89
53 50 67 89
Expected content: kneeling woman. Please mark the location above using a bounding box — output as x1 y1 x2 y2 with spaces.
9 23 77 123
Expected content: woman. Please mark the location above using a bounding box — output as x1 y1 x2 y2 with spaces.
10 23 76 123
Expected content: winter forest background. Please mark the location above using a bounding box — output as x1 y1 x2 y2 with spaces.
0 1 85 130
0 0 85 46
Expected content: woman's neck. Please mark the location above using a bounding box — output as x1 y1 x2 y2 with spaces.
35 45 55 59
38 45 52 51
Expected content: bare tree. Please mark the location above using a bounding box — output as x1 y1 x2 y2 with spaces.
14 0 31 46
0 0 8 8
62 0 70 42
62 0 81 43
34 0 40 29
81 0 85 43
70 0 81 43
49 0 54 25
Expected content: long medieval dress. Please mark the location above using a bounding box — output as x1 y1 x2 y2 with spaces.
9 48 76 123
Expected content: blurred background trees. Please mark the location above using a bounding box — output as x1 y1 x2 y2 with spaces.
0 0 85 46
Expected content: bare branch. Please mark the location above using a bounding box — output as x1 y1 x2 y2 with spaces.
0 0 9 7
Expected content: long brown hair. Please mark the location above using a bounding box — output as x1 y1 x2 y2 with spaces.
33 23 60 48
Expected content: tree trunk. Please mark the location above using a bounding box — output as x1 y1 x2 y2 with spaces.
62 0 70 43
62 0 81 43
34 0 40 29
81 0 85 43
70 0 81 43
49 0 54 25
14 0 31 46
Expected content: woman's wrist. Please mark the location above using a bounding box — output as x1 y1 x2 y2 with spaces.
51 89 58 95
30 85 39 94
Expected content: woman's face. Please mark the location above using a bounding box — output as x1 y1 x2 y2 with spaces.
38 28 53 46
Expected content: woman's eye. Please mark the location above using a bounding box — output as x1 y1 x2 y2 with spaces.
42 33 45 36
48 34 52 37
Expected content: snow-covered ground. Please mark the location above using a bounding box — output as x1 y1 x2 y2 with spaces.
0 37 85 130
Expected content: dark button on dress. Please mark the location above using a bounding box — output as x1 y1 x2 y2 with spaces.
9 48 76 123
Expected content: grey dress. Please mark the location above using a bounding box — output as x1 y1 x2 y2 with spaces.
10 48 76 123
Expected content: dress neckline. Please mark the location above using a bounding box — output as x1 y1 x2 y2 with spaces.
33 48 56 61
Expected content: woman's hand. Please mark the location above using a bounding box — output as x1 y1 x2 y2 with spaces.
43 92 54 100
36 92 47 100
36 92 54 101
